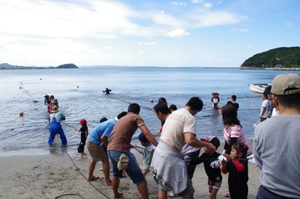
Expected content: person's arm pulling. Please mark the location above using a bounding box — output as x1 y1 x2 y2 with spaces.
184 132 216 152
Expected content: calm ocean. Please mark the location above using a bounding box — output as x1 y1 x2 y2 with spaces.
0 67 289 156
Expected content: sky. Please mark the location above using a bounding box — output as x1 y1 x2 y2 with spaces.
0 0 299 67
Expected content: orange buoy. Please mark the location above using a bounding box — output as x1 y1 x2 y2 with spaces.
150 99 153 103
19 112 24 117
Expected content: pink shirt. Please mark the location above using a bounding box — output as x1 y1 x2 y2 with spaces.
223 124 251 155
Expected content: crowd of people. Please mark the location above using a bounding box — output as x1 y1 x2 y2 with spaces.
44 73 300 199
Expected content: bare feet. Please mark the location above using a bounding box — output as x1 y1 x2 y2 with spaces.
82 154 88 159
88 176 100 181
105 180 112 186
114 192 123 199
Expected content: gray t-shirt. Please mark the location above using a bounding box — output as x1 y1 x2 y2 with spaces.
254 115 300 198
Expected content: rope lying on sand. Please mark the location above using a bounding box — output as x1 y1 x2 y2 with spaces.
64 152 110 199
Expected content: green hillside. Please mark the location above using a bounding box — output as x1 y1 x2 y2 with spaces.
241 47 300 68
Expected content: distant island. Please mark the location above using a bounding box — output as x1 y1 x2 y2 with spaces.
0 63 78 70
240 47 300 70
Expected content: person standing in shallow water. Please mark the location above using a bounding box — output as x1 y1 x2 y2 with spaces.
227 95 239 111
103 88 111 94
211 92 220 110
48 106 67 146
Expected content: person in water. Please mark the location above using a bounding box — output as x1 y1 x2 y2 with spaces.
103 88 112 94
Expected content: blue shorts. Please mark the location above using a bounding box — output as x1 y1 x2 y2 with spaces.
108 150 144 184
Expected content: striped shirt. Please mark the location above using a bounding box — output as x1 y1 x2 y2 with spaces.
223 124 251 155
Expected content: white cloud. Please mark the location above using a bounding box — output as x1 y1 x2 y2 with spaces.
170 2 186 6
145 42 157 45
231 28 249 32
203 3 213 8
247 45 253 48
191 0 205 4
187 11 244 28
0 0 258 66
138 42 157 45
286 22 292 27
166 29 190 37
217 1 222 4
240 29 249 32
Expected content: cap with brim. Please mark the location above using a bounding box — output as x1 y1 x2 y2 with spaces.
200 136 217 143
271 74 300 95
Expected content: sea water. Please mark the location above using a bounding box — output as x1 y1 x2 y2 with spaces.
0 67 288 155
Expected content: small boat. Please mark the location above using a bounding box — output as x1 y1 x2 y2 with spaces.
249 83 271 93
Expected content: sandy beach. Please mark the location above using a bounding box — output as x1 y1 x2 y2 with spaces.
0 140 260 199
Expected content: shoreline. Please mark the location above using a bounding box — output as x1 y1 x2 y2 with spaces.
0 140 260 199
240 67 300 71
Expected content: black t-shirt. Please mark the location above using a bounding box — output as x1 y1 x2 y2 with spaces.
80 125 88 144
191 152 222 182
227 101 239 110
226 160 248 199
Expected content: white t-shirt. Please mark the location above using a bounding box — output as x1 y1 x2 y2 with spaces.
260 99 271 118
271 107 280 117
160 108 196 151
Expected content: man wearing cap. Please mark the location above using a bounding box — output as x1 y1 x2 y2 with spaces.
254 73 300 199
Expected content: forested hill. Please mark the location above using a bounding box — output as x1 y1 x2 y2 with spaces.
0 63 78 69
241 47 300 68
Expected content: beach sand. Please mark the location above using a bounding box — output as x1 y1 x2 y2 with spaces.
0 140 260 199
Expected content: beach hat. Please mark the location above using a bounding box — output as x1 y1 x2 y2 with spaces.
51 106 58 113
117 153 129 170
212 92 219 95
271 73 300 95
79 119 87 125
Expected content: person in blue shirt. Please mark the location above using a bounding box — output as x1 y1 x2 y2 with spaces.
86 111 127 184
